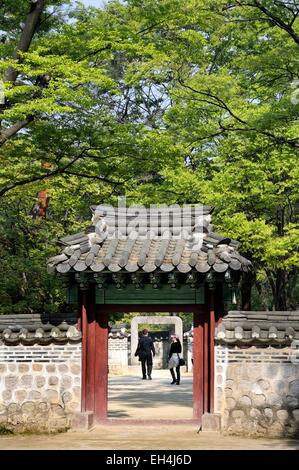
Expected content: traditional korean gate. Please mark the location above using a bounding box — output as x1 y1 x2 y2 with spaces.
48 204 249 425
80 287 219 424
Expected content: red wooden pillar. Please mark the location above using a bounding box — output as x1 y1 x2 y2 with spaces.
81 289 87 412
203 309 209 414
209 290 215 413
81 286 97 414
193 306 204 421
94 305 108 421
86 286 96 412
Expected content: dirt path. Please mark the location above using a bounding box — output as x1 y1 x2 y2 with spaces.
0 426 298 450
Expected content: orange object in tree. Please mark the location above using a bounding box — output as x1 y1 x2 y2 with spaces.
37 190 49 217
31 190 50 218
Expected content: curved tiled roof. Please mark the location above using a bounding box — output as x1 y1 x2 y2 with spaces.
48 205 251 274
215 311 299 346
0 314 81 345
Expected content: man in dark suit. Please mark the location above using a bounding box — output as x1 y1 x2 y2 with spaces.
135 329 155 380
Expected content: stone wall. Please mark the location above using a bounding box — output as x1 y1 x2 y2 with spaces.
215 345 299 437
0 342 81 433
151 339 170 368
108 336 129 372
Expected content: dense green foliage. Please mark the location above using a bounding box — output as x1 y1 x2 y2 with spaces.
0 0 298 314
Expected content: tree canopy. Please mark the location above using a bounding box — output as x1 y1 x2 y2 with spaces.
0 0 298 314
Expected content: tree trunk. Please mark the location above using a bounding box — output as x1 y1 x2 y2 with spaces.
267 268 288 311
274 268 287 311
286 270 298 310
241 271 254 311
5 0 47 84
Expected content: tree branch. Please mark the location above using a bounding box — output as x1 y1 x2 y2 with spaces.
4 0 47 84
219 122 299 148
178 78 299 148
178 79 248 125
0 116 34 146
63 170 125 185
234 0 299 45
0 149 125 197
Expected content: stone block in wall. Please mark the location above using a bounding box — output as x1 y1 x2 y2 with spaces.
48 376 59 386
252 394 266 407
2 390 12 401
65 401 80 413
289 379 299 396
238 395 252 407
28 390 41 400
276 409 289 425
35 376 46 388
45 389 59 404
292 409 299 422
21 375 33 388
5 375 19 390
70 363 80 375
264 408 273 420
50 403 65 417
61 375 72 390
286 395 298 408
62 391 73 404
15 389 27 402
249 408 262 419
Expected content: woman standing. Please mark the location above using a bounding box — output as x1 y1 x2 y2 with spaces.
168 334 182 385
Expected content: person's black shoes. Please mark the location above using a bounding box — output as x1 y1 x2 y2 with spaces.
176 381 180 385
142 376 146 380
171 380 176 384
148 375 152 380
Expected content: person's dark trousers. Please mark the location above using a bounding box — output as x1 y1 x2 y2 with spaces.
170 368 176 384
170 366 180 384
146 353 153 379
176 365 180 384
141 354 153 379
141 360 147 379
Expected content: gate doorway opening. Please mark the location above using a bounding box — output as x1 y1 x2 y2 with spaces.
108 312 193 420
81 302 214 425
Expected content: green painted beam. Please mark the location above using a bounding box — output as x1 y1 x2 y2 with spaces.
95 284 204 305
223 284 233 303
66 285 78 304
